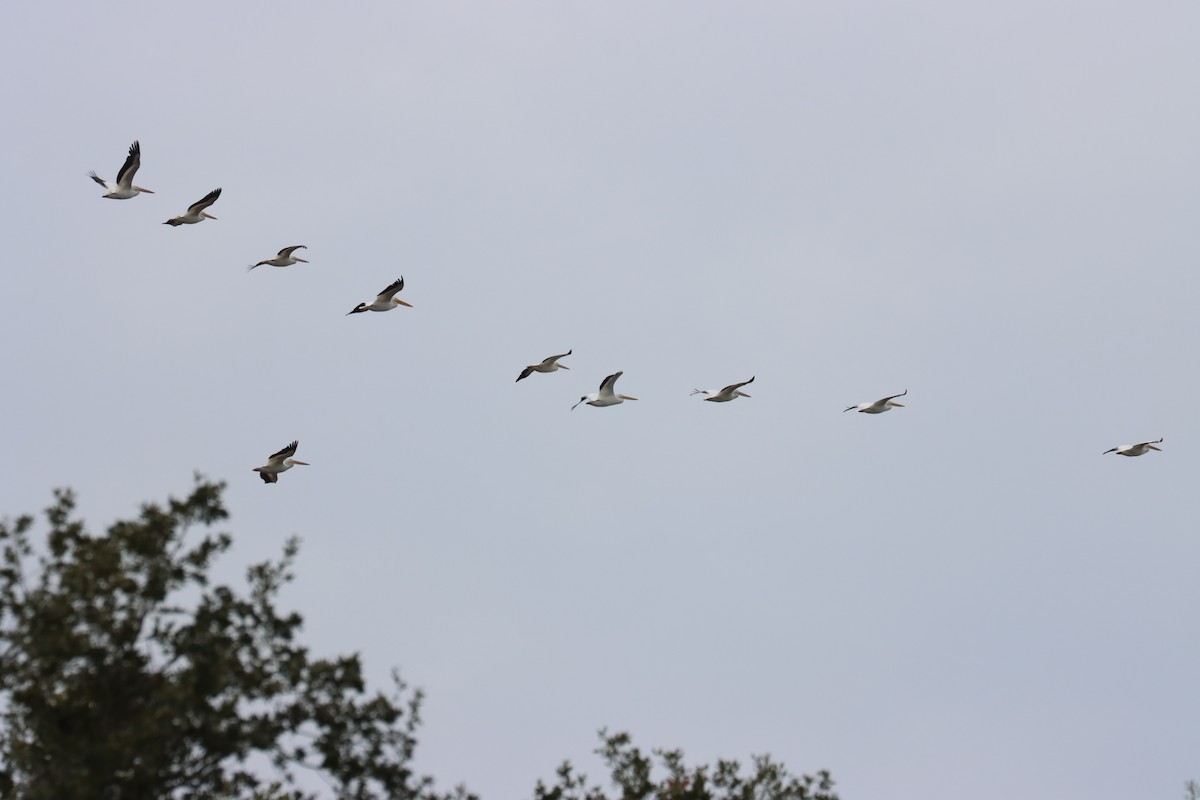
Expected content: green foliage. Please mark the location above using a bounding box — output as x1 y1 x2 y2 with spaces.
0 478 470 800
532 730 838 800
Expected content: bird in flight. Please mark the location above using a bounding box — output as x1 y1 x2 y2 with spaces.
89 140 154 199
253 441 310 484
164 188 221 226
517 350 572 382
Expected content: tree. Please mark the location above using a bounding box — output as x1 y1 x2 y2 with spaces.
532 730 839 800
0 479 838 800
0 478 471 800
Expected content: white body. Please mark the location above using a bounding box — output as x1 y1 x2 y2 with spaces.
573 371 638 409
89 140 153 199
250 245 308 270
517 350 571 382
845 390 907 414
253 440 310 484
693 376 754 402
165 188 221 226
1104 439 1163 457
348 277 413 314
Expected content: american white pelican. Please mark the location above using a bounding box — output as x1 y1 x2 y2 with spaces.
844 389 907 414
517 350 572 382
692 376 754 402
572 371 638 409
249 245 308 271
347 277 413 314
164 188 221 226
89 140 153 199
1103 438 1163 457
253 440 310 484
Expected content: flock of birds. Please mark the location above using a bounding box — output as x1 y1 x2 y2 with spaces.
90 140 1166 484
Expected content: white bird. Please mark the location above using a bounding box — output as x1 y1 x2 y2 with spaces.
249 245 308 270
692 376 754 402
572 371 638 409
346 277 413 314
1103 438 1163 457
517 350 572 382
164 188 221 226
253 440 310 484
844 389 907 414
89 140 153 199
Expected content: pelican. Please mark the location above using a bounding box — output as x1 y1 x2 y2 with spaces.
347 277 413 314
253 441 310 484
1103 438 1163 457
692 376 754 402
164 188 221 226
517 350 572 382
89 140 153 199
844 389 907 414
572 371 638 409
249 247 309 272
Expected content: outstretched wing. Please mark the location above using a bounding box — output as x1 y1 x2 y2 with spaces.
376 276 405 301
259 471 279 484
721 376 755 393
187 188 222 214
598 371 622 397
541 350 572 366
278 245 306 258
267 440 299 464
517 366 535 382
115 140 141 187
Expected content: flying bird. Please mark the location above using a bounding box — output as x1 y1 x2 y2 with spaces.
253 441 310 484
572 371 638 409
347 277 413 314
88 140 154 199
164 188 221 226
844 389 907 414
1103 438 1163 457
249 245 308 270
517 350 572 382
692 376 754 402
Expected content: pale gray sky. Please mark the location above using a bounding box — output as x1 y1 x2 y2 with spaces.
2 2 1198 798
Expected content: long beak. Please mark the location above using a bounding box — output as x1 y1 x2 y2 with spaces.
620 395 639 401
395 299 413 307
295 258 309 263
890 402 905 407
1148 445 1162 451
202 212 217 220
137 187 155 193
292 461 310 466
737 391 751 397
558 364 570 370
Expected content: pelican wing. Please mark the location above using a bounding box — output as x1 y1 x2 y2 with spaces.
115 140 141 188
882 389 908 403
598 371 622 399
267 440 299 464
1135 438 1164 449
721 376 755 394
517 366 535 382
376 277 405 302
278 245 306 258
187 188 222 215
260 471 279 484
541 350 572 366
88 171 109 188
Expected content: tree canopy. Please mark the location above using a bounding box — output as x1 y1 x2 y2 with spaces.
0 479 836 800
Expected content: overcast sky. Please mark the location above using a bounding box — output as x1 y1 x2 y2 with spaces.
2 2 1198 797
